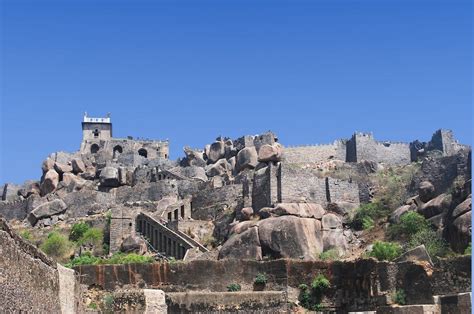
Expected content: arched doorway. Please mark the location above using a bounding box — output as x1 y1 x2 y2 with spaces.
113 145 123 159
91 144 100 154
138 148 148 158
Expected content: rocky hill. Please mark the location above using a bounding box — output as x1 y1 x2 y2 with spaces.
0 122 471 313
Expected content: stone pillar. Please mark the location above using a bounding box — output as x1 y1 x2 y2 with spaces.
143 289 167 313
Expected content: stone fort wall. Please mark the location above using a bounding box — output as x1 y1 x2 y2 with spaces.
283 133 412 165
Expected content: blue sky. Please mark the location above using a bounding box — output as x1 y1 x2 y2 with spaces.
1 0 472 184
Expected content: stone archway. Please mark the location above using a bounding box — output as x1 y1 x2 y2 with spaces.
138 148 148 158
90 144 100 154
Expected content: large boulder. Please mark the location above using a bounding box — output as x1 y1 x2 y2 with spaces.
120 235 147 254
28 199 67 225
258 143 283 162
208 141 226 163
322 229 347 255
182 147 206 167
18 181 41 198
322 213 342 230
40 169 59 196
236 147 258 172
451 196 471 219
418 193 452 219
270 203 325 219
418 181 436 203
205 159 232 177
389 205 413 224
218 226 262 260
100 166 120 187
42 157 55 174
258 216 322 259
447 210 471 252
229 220 258 235
393 245 433 266
54 162 73 175
71 158 86 174
237 207 254 221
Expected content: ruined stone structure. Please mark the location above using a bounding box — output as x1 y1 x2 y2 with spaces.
80 113 169 159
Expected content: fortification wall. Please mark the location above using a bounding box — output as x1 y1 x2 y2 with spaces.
0 198 28 220
326 178 360 205
374 142 411 165
283 141 346 164
74 256 471 312
81 138 169 159
252 166 272 210
0 218 82 312
279 164 328 206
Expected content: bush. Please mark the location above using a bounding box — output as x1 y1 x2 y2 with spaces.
227 283 241 292
393 289 406 305
103 294 114 311
369 241 402 261
389 212 429 238
465 243 471 255
65 252 154 268
311 274 330 293
40 232 72 259
352 201 386 229
78 227 103 246
319 248 340 261
362 217 375 230
254 273 267 285
20 230 32 241
408 229 448 258
69 222 90 242
88 302 98 310
106 252 154 265
64 252 101 268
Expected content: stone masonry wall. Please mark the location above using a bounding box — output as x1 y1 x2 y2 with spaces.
0 218 82 312
0 198 28 220
278 164 328 206
327 178 360 205
283 141 346 164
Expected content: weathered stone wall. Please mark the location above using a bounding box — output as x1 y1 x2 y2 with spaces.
278 164 327 206
81 137 169 159
348 133 411 165
110 206 136 253
115 181 178 203
283 141 346 164
75 256 471 312
0 198 28 220
166 291 287 313
327 178 360 205
0 218 82 312
191 184 243 220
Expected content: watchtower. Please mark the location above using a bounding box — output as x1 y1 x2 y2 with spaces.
82 112 112 141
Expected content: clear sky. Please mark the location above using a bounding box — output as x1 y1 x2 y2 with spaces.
1 0 472 184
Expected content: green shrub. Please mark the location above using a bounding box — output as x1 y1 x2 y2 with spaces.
389 211 429 238
20 230 32 241
311 274 330 293
352 201 386 229
227 283 241 292
393 289 406 305
362 217 375 230
254 273 267 285
106 252 154 265
69 222 90 242
65 252 154 268
78 227 103 246
64 252 101 268
88 302 98 310
40 232 72 259
298 284 311 308
464 243 471 255
319 248 340 261
408 229 448 258
369 241 402 261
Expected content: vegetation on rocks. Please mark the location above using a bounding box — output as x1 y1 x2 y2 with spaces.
319 248 340 261
227 283 241 292
65 252 154 268
369 241 402 261
40 231 73 261
298 274 331 311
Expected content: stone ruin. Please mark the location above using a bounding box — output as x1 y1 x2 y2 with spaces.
0 113 471 313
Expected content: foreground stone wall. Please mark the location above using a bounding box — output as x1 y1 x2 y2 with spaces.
75 256 471 312
0 218 82 312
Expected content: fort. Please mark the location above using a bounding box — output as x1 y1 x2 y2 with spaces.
0 113 471 313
